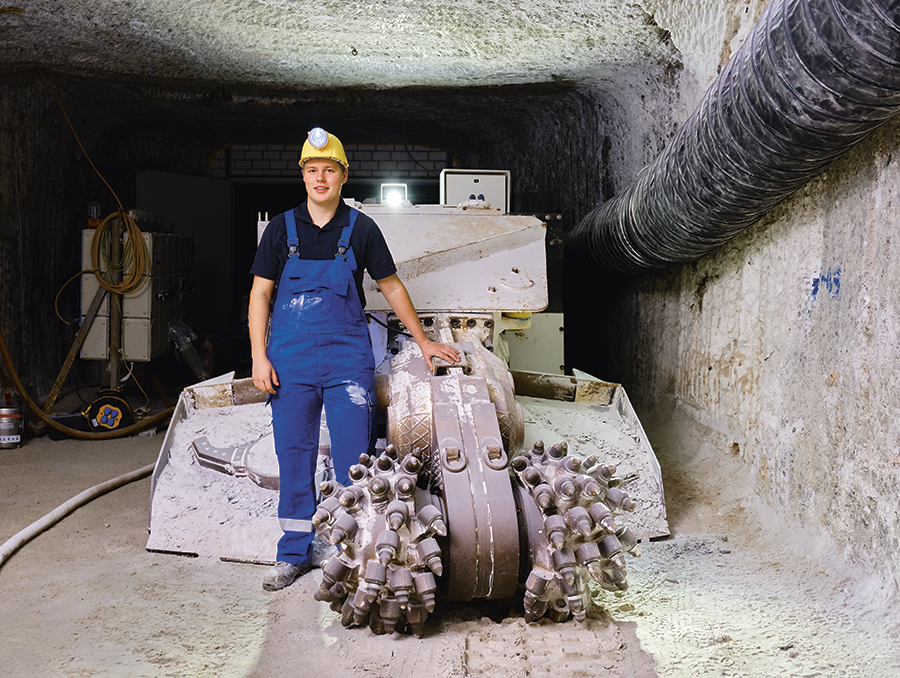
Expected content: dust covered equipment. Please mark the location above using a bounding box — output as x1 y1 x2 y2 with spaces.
147 201 667 635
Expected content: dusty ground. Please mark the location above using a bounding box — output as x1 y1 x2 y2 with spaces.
1 403 899 677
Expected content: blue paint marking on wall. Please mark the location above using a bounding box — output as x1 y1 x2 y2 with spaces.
809 267 841 312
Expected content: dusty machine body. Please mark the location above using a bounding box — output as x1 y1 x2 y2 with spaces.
147 202 668 635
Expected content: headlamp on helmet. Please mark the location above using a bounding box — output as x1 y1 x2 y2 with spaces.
299 127 349 170
308 127 329 149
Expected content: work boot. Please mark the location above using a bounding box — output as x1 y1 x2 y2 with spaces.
262 561 312 591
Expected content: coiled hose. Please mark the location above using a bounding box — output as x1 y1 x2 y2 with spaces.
90 210 150 297
568 0 900 274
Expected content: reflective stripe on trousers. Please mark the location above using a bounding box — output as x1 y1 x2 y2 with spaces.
280 518 314 532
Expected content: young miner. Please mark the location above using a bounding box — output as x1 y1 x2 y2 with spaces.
248 128 460 591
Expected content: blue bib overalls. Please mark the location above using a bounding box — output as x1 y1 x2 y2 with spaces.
268 207 375 566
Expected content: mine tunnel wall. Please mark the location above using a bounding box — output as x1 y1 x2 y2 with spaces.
580 0 900 596
0 78 81 401
608 118 900 592
2 0 898 600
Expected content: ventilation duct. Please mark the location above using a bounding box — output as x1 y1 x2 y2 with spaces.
568 0 900 274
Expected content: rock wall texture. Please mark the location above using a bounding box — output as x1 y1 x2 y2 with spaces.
0 78 84 400
643 0 773 117
590 1 900 594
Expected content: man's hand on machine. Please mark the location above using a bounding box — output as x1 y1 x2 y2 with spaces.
417 338 461 372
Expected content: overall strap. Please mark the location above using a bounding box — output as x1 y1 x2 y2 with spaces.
335 207 359 272
284 208 300 258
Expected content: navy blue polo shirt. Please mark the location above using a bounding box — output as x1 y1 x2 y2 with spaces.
250 201 397 309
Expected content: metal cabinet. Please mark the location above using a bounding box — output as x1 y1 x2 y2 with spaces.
80 230 194 361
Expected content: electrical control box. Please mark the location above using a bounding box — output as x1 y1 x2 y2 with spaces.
440 169 511 213
80 230 195 361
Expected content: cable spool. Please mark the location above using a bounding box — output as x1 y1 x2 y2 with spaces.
83 389 134 432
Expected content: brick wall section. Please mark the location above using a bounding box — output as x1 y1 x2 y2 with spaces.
209 144 447 178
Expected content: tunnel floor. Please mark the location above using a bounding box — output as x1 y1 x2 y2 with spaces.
1 406 898 677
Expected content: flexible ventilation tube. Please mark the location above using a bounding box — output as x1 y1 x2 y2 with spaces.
569 0 900 274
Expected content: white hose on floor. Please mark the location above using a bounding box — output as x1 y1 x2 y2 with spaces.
0 462 155 568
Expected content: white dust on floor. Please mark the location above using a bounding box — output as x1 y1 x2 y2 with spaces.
613 534 900 677
5 402 900 677
245 527 899 678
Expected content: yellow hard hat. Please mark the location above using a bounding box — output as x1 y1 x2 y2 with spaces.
299 127 349 169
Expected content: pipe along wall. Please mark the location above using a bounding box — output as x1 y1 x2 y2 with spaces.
567 0 900 274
